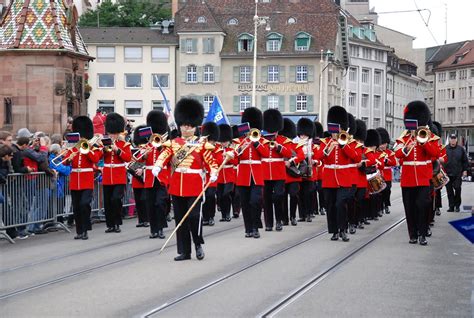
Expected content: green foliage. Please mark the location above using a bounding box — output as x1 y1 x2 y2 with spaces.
78 0 172 27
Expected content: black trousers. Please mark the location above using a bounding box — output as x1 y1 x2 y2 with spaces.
446 175 462 209
316 181 325 210
203 187 217 221
172 195 204 255
381 181 392 209
217 183 234 219
231 186 241 216
263 180 286 227
238 182 263 234
71 189 93 235
133 188 148 223
349 188 366 225
369 193 382 218
435 188 442 209
145 182 168 234
284 182 299 222
402 186 430 239
298 180 315 219
103 184 125 228
324 187 353 233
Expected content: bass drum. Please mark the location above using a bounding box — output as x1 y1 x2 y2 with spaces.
367 171 386 195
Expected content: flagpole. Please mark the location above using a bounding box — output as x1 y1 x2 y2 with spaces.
153 74 177 130
214 92 230 124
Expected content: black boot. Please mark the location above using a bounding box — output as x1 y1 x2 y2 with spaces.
114 225 121 233
290 218 297 226
196 245 205 260
349 224 356 234
74 233 83 240
275 222 283 231
174 254 191 261
209 218 215 226
82 231 88 240
419 236 427 245
339 230 349 242
158 229 165 239
105 227 115 233
320 208 326 216
330 233 339 241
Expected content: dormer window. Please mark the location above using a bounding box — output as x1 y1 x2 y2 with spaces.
238 33 254 52
228 18 239 25
295 32 311 51
266 32 282 52
197 16 207 23
288 17 296 25
364 28 376 42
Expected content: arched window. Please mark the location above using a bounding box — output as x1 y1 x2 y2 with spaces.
287 17 297 25
228 18 239 25
266 32 283 52
197 16 207 23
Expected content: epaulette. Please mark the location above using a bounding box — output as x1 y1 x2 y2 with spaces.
204 142 215 150
296 141 306 149
319 137 330 145
440 144 446 150
281 137 292 145
355 142 363 149
396 130 409 143
262 139 270 144
162 140 172 148
429 135 440 142
365 148 375 154
347 138 357 145
215 147 224 153
232 138 240 144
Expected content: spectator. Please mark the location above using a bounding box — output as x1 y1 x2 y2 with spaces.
51 134 63 147
49 144 72 224
444 134 470 212
93 109 106 135
0 131 13 147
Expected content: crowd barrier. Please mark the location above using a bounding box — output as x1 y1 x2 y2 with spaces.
0 172 136 244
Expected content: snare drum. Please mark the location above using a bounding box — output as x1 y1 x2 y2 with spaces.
367 171 387 195
432 167 449 190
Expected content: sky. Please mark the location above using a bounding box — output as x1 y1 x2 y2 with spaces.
369 0 474 48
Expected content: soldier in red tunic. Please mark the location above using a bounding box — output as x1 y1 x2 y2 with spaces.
376 127 396 215
364 129 383 221
130 125 149 228
235 107 269 238
313 121 326 216
103 113 132 233
262 109 292 231
64 116 102 240
201 122 220 226
216 124 237 222
153 99 218 261
394 101 440 245
351 119 368 230
431 121 447 218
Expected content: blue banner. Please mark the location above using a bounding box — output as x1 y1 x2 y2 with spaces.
204 96 230 126
449 215 474 244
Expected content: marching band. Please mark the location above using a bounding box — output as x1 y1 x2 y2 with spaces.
55 98 448 259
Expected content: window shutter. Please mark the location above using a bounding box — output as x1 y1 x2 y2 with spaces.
280 66 286 83
279 95 285 111
290 66 296 83
308 65 314 82
261 66 268 83
215 66 220 82
209 38 215 53
261 95 268 111
180 66 186 83
233 66 239 83
289 95 296 112
233 96 240 112
307 95 314 112
197 66 203 82
192 39 198 53
180 39 186 52
203 39 209 53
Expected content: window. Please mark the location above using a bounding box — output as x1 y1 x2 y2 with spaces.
240 66 251 83
438 72 446 82
268 95 279 109
203 95 214 112
349 67 357 82
125 100 142 116
288 17 296 25
296 95 307 111
348 92 356 107
3 97 12 125
469 86 473 98
97 46 115 62
186 65 197 83
362 47 371 59
125 74 142 88
184 39 197 53
97 74 115 88
152 100 164 111
238 34 254 52
203 38 215 53
266 33 282 52
373 118 380 128
203 65 215 83
449 71 456 80
152 74 169 88
361 116 369 126
228 18 238 25
240 95 251 111
374 70 382 85
98 100 115 113
295 32 310 51
361 94 369 108
197 16 206 23
459 69 468 80
374 95 381 109
350 45 359 57
151 47 169 62
296 65 308 83
268 65 279 83
124 47 142 62
471 69 474 78
374 50 384 62
361 69 370 83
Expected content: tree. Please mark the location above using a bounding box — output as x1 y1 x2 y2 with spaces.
78 0 172 27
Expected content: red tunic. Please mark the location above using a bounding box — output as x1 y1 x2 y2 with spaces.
102 140 132 185
235 136 270 187
143 144 169 188
262 135 293 181
394 132 440 187
205 143 220 188
65 147 102 190
381 149 396 182
285 141 305 183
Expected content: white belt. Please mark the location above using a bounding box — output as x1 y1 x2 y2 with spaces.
72 168 93 173
174 168 203 174
240 160 261 164
103 163 126 168
384 167 393 170
223 165 234 169
403 160 431 166
145 166 167 170
325 164 358 169
262 158 285 163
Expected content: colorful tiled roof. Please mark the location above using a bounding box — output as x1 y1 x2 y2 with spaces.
436 40 474 70
0 0 89 57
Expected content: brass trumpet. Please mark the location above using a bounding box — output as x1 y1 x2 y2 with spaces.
337 130 350 145
416 127 430 144
132 132 168 161
51 135 101 166
248 128 261 142
269 141 276 149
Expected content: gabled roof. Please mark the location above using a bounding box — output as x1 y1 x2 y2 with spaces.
0 0 89 57
436 40 474 70
79 27 178 45
175 0 223 33
425 41 468 64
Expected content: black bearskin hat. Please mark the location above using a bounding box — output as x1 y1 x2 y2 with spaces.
297 118 314 137
72 116 93 139
241 107 263 130
263 109 283 133
280 118 297 139
354 119 367 142
175 98 204 128
218 124 232 142
376 127 390 144
365 129 381 148
327 106 349 131
404 100 431 126
146 110 168 135
105 112 125 134
314 121 324 138
201 122 220 142
347 113 356 135
323 131 331 138
133 125 148 146
432 121 442 137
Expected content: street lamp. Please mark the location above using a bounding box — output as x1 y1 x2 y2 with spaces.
252 0 270 108
318 49 334 125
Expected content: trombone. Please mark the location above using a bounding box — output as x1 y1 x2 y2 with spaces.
51 135 101 166
236 128 261 156
132 132 168 161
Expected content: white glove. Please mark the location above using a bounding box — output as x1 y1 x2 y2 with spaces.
152 166 161 177
225 151 235 159
210 174 218 183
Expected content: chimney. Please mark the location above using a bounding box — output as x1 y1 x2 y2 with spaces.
172 0 178 18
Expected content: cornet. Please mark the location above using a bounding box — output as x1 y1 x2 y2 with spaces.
236 128 261 156
132 132 168 161
416 127 430 144
337 130 350 146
